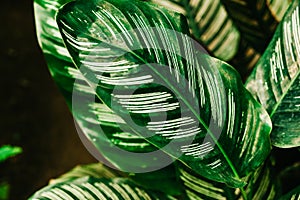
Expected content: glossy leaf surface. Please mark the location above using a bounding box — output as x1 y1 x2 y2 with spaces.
57 0 272 187
30 177 171 200
246 0 300 148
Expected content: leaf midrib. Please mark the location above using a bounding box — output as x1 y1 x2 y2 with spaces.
60 0 245 188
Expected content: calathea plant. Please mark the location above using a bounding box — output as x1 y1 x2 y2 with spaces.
31 0 299 199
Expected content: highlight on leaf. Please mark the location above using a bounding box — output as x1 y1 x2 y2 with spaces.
34 0 168 173
56 0 272 188
29 177 173 200
246 0 300 148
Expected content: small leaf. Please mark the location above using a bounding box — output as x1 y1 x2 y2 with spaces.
0 183 9 200
29 177 173 200
0 145 22 163
57 0 272 187
246 0 300 148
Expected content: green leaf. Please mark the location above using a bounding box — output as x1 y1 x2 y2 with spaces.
0 145 22 163
177 158 279 200
279 185 300 200
34 0 73 61
29 177 173 200
149 0 262 79
34 0 167 172
0 183 9 200
220 0 290 52
48 163 183 196
150 0 240 61
127 164 183 196
49 163 123 185
246 0 300 148
57 0 272 187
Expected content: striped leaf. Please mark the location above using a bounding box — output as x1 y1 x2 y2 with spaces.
150 0 241 61
148 0 261 79
29 177 173 200
177 159 278 200
48 163 123 185
246 0 300 148
34 0 185 196
57 0 272 187
34 0 168 172
48 163 182 196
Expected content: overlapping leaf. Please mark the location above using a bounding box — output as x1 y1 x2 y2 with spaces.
30 177 172 200
47 162 182 196
34 0 169 172
246 0 300 148
148 0 261 79
150 0 240 61
57 0 272 187
221 0 290 52
177 159 279 200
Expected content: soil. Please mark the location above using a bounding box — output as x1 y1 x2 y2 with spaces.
0 0 96 199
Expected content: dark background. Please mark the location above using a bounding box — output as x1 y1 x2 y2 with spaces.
0 0 96 199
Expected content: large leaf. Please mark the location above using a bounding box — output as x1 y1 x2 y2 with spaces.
177 158 279 199
220 0 290 53
150 0 240 61
57 0 272 187
29 177 173 200
34 0 171 172
34 0 184 195
246 0 300 148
